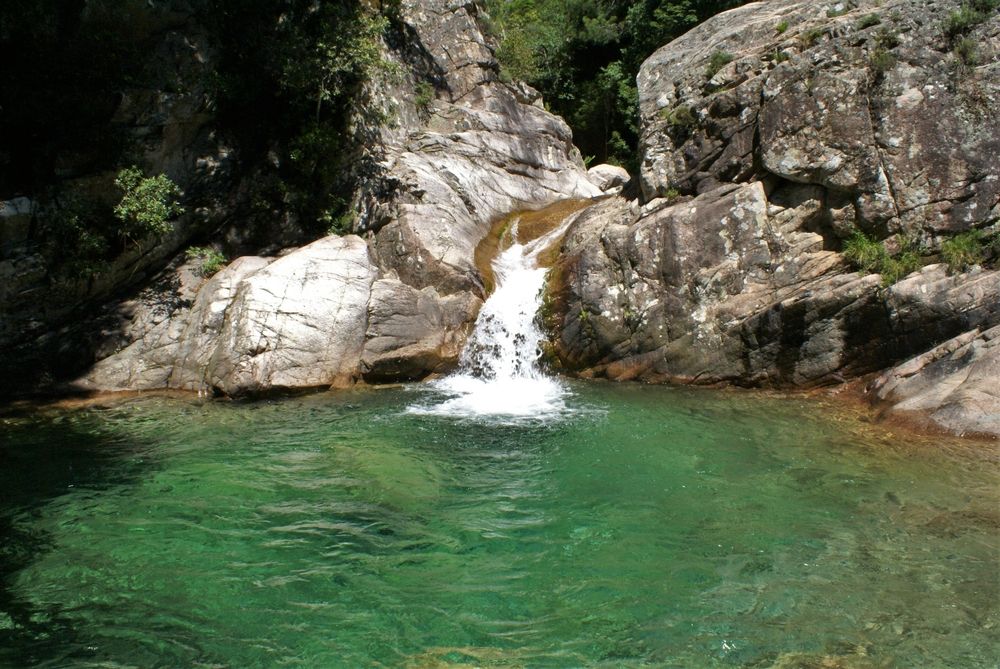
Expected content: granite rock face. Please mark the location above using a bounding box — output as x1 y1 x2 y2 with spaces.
547 0 1000 435
76 0 596 395
637 0 1000 241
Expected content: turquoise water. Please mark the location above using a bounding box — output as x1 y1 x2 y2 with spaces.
0 383 997 668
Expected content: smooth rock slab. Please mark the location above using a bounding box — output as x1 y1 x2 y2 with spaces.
871 325 1000 438
204 236 378 394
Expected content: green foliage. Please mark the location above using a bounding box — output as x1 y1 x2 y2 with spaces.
185 246 227 277
199 1 397 234
663 104 698 129
799 28 825 47
954 37 979 67
113 167 183 242
880 251 922 285
856 13 881 30
320 197 356 236
867 28 900 79
278 7 389 122
484 0 747 169
941 230 987 272
775 20 789 34
843 230 924 286
869 48 897 75
826 6 850 18
843 231 887 274
944 1 998 43
414 81 435 113
873 27 901 50
40 192 113 278
705 50 734 78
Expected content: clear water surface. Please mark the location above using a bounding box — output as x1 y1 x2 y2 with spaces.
0 384 997 668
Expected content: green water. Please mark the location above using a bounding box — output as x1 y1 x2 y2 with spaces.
0 383 997 668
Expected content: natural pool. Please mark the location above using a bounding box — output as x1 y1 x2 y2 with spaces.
1 384 997 668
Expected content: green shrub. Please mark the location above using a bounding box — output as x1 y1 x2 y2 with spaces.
185 246 227 277
705 50 734 79
663 104 697 129
42 193 112 278
826 6 850 18
113 167 183 243
857 13 881 29
880 251 922 285
775 20 789 34
843 230 887 274
799 28 825 47
941 230 986 272
954 37 979 67
869 49 897 75
843 230 923 285
943 1 997 43
321 203 356 236
414 81 435 113
873 27 901 50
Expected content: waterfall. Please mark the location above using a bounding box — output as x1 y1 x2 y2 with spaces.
410 209 579 420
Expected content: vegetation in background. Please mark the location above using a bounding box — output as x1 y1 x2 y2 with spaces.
0 0 398 282
113 167 183 243
798 28 826 48
200 0 398 235
867 27 901 80
953 36 979 68
185 246 227 277
842 230 923 286
484 0 747 171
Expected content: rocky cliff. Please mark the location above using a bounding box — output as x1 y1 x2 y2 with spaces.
545 0 999 435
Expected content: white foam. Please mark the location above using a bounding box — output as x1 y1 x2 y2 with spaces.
408 212 579 421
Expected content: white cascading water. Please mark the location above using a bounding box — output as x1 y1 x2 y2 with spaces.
410 216 574 419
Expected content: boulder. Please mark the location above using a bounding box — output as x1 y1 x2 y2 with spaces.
870 326 1000 437
587 164 632 194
